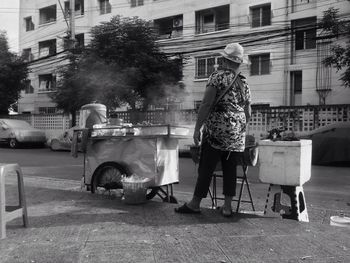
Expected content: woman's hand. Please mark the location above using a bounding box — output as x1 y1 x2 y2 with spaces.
193 130 201 146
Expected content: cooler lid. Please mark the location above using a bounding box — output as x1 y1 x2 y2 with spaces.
258 139 312 147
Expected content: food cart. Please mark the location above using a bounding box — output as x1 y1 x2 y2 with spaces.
75 124 189 203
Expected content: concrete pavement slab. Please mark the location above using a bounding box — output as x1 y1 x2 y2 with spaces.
1 175 349 263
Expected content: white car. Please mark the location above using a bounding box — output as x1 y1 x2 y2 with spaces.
0 119 46 148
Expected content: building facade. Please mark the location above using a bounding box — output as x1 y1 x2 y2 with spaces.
18 0 350 114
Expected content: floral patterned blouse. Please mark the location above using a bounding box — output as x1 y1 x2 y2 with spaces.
205 69 251 152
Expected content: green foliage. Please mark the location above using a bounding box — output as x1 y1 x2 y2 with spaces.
0 31 28 115
320 8 350 88
53 15 184 114
50 54 127 113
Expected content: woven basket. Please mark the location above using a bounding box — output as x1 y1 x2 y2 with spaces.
122 179 151 205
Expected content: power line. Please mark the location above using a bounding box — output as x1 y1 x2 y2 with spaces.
17 14 349 59
14 0 349 52
1 0 346 14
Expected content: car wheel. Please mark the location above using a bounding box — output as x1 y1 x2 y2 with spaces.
50 139 61 151
9 138 18 148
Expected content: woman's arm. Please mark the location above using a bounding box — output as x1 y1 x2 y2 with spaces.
245 102 251 123
193 85 216 145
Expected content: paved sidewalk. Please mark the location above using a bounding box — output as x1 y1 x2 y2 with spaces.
1 175 349 263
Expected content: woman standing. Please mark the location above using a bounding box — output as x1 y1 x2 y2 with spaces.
175 43 251 217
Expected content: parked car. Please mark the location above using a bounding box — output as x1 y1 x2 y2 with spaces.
0 119 46 148
49 126 80 151
299 122 350 165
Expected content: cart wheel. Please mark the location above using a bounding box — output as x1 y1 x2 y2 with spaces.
91 162 130 193
146 188 159 200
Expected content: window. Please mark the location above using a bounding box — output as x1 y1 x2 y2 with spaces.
250 4 271 28
196 56 223 79
292 17 316 50
99 0 111 14
291 71 302 94
249 54 270 75
22 48 33 62
39 74 56 91
154 15 183 39
291 0 316 13
39 107 57 114
64 0 84 17
131 0 144 7
39 5 57 25
24 16 34 31
195 5 229 34
39 39 56 58
24 80 34 94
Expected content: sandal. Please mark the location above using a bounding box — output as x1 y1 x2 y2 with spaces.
175 203 201 214
220 207 233 218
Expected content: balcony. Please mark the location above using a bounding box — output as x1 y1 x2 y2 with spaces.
38 39 56 58
39 5 57 25
154 15 183 40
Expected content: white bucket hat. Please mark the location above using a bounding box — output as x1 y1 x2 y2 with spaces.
220 43 245 64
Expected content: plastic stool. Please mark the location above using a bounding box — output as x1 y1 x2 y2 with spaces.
0 163 28 239
263 184 309 222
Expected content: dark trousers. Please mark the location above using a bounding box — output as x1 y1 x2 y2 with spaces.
194 142 242 198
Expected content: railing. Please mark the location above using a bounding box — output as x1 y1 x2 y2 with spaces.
114 104 350 138
2 104 349 139
247 104 350 138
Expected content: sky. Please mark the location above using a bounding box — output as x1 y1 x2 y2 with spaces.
0 0 20 52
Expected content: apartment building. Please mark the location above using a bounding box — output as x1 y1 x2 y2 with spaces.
18 0 350 114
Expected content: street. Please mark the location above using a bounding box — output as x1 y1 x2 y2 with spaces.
1 146 349 222
1 146 350 262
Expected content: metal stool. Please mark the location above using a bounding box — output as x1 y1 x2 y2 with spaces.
0 163 28 239
209 145 258 212
189 137 259 212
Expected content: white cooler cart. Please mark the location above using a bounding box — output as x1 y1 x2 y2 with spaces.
77 125 189 203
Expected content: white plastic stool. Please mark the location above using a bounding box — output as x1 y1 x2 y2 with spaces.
0 163 28 239
263 184 309 222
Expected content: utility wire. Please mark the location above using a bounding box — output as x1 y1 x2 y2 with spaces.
0 0 345 14
18 17 349 58
15 0 349 49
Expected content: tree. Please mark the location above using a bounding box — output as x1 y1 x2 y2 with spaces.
52 15 184 120
0 31 28 115
50 54 127 125
320 7 350 88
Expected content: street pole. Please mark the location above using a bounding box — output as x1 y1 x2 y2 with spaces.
69 0 76 49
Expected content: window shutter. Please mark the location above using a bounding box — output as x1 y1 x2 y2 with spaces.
305 29 316 49
262 5 271 26
250 56 259 75
207 58 215 77
251 8 260 27
197 59 206 78
261 54 270 74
